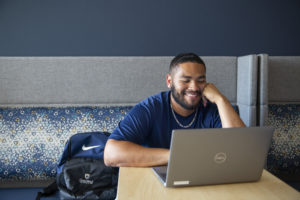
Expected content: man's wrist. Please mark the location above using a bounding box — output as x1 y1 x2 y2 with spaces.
214 94 226 105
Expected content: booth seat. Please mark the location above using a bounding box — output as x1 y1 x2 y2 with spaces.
267 104 300 182
0 56 258 199
258 55 300 191
0 105 132 187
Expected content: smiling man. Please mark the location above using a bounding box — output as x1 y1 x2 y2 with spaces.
104 53 245 167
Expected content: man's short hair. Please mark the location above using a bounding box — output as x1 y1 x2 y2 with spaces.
169 53 206 73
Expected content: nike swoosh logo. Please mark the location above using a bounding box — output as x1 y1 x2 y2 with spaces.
82 144 101 151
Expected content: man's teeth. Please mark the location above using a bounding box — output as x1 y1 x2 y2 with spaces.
186 93 197 97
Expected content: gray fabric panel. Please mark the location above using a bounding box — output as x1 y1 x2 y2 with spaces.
0 57 170 104
258 54 269 105
268 56 300 103
0 56 238 104
236 55 258 106
257 54 269 126
204 57 237 103
0 103 137 108
237 104 257 127
259 104 268 126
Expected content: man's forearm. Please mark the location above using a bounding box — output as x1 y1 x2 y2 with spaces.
104 139 169 167
202 83 245 128
215 95 246 128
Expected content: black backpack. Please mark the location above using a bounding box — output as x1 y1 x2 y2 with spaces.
36 131 118 200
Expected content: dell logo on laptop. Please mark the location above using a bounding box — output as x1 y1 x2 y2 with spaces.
214 152 227 164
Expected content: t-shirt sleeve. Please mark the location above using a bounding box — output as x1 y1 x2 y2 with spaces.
108 103 152 145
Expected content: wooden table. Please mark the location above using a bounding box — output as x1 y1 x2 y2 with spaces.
117 167 300 200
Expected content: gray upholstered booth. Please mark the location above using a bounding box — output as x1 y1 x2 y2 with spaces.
237 55 258 127
257 54 269 126
258 55 300 190
0 56 258 191
0 56 258 124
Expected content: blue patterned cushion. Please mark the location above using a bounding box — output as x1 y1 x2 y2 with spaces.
0 106 132 182
267 104 300 179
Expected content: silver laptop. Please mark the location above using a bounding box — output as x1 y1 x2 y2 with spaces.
153 127 274 187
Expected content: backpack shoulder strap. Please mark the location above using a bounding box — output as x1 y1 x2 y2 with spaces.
36 180 58 200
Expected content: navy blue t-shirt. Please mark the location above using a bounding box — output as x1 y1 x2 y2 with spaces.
109 91 222 148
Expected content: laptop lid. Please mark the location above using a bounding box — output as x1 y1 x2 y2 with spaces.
154 126 274 187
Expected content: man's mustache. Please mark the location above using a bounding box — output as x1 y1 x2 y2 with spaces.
183 90 202 96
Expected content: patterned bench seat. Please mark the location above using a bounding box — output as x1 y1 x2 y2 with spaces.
267 104 300 181
0 105 132 186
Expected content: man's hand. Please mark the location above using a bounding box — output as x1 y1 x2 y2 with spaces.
201 83 245 128
201 83 223 107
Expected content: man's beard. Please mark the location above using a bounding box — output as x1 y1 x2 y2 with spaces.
170 85 201 110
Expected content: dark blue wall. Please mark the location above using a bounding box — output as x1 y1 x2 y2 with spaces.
0 0 299 56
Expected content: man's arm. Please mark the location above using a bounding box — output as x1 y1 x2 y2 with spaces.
104 139 169 167
202 83 246 128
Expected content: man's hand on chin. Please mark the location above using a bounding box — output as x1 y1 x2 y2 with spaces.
202 83 223 106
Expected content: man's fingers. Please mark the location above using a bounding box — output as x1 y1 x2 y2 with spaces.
203 83 209 91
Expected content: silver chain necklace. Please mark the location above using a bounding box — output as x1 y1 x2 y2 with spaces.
170 103 198 128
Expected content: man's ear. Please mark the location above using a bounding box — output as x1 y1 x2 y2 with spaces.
166 74 172 89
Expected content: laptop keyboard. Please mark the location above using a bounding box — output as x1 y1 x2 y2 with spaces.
153 166 167 182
